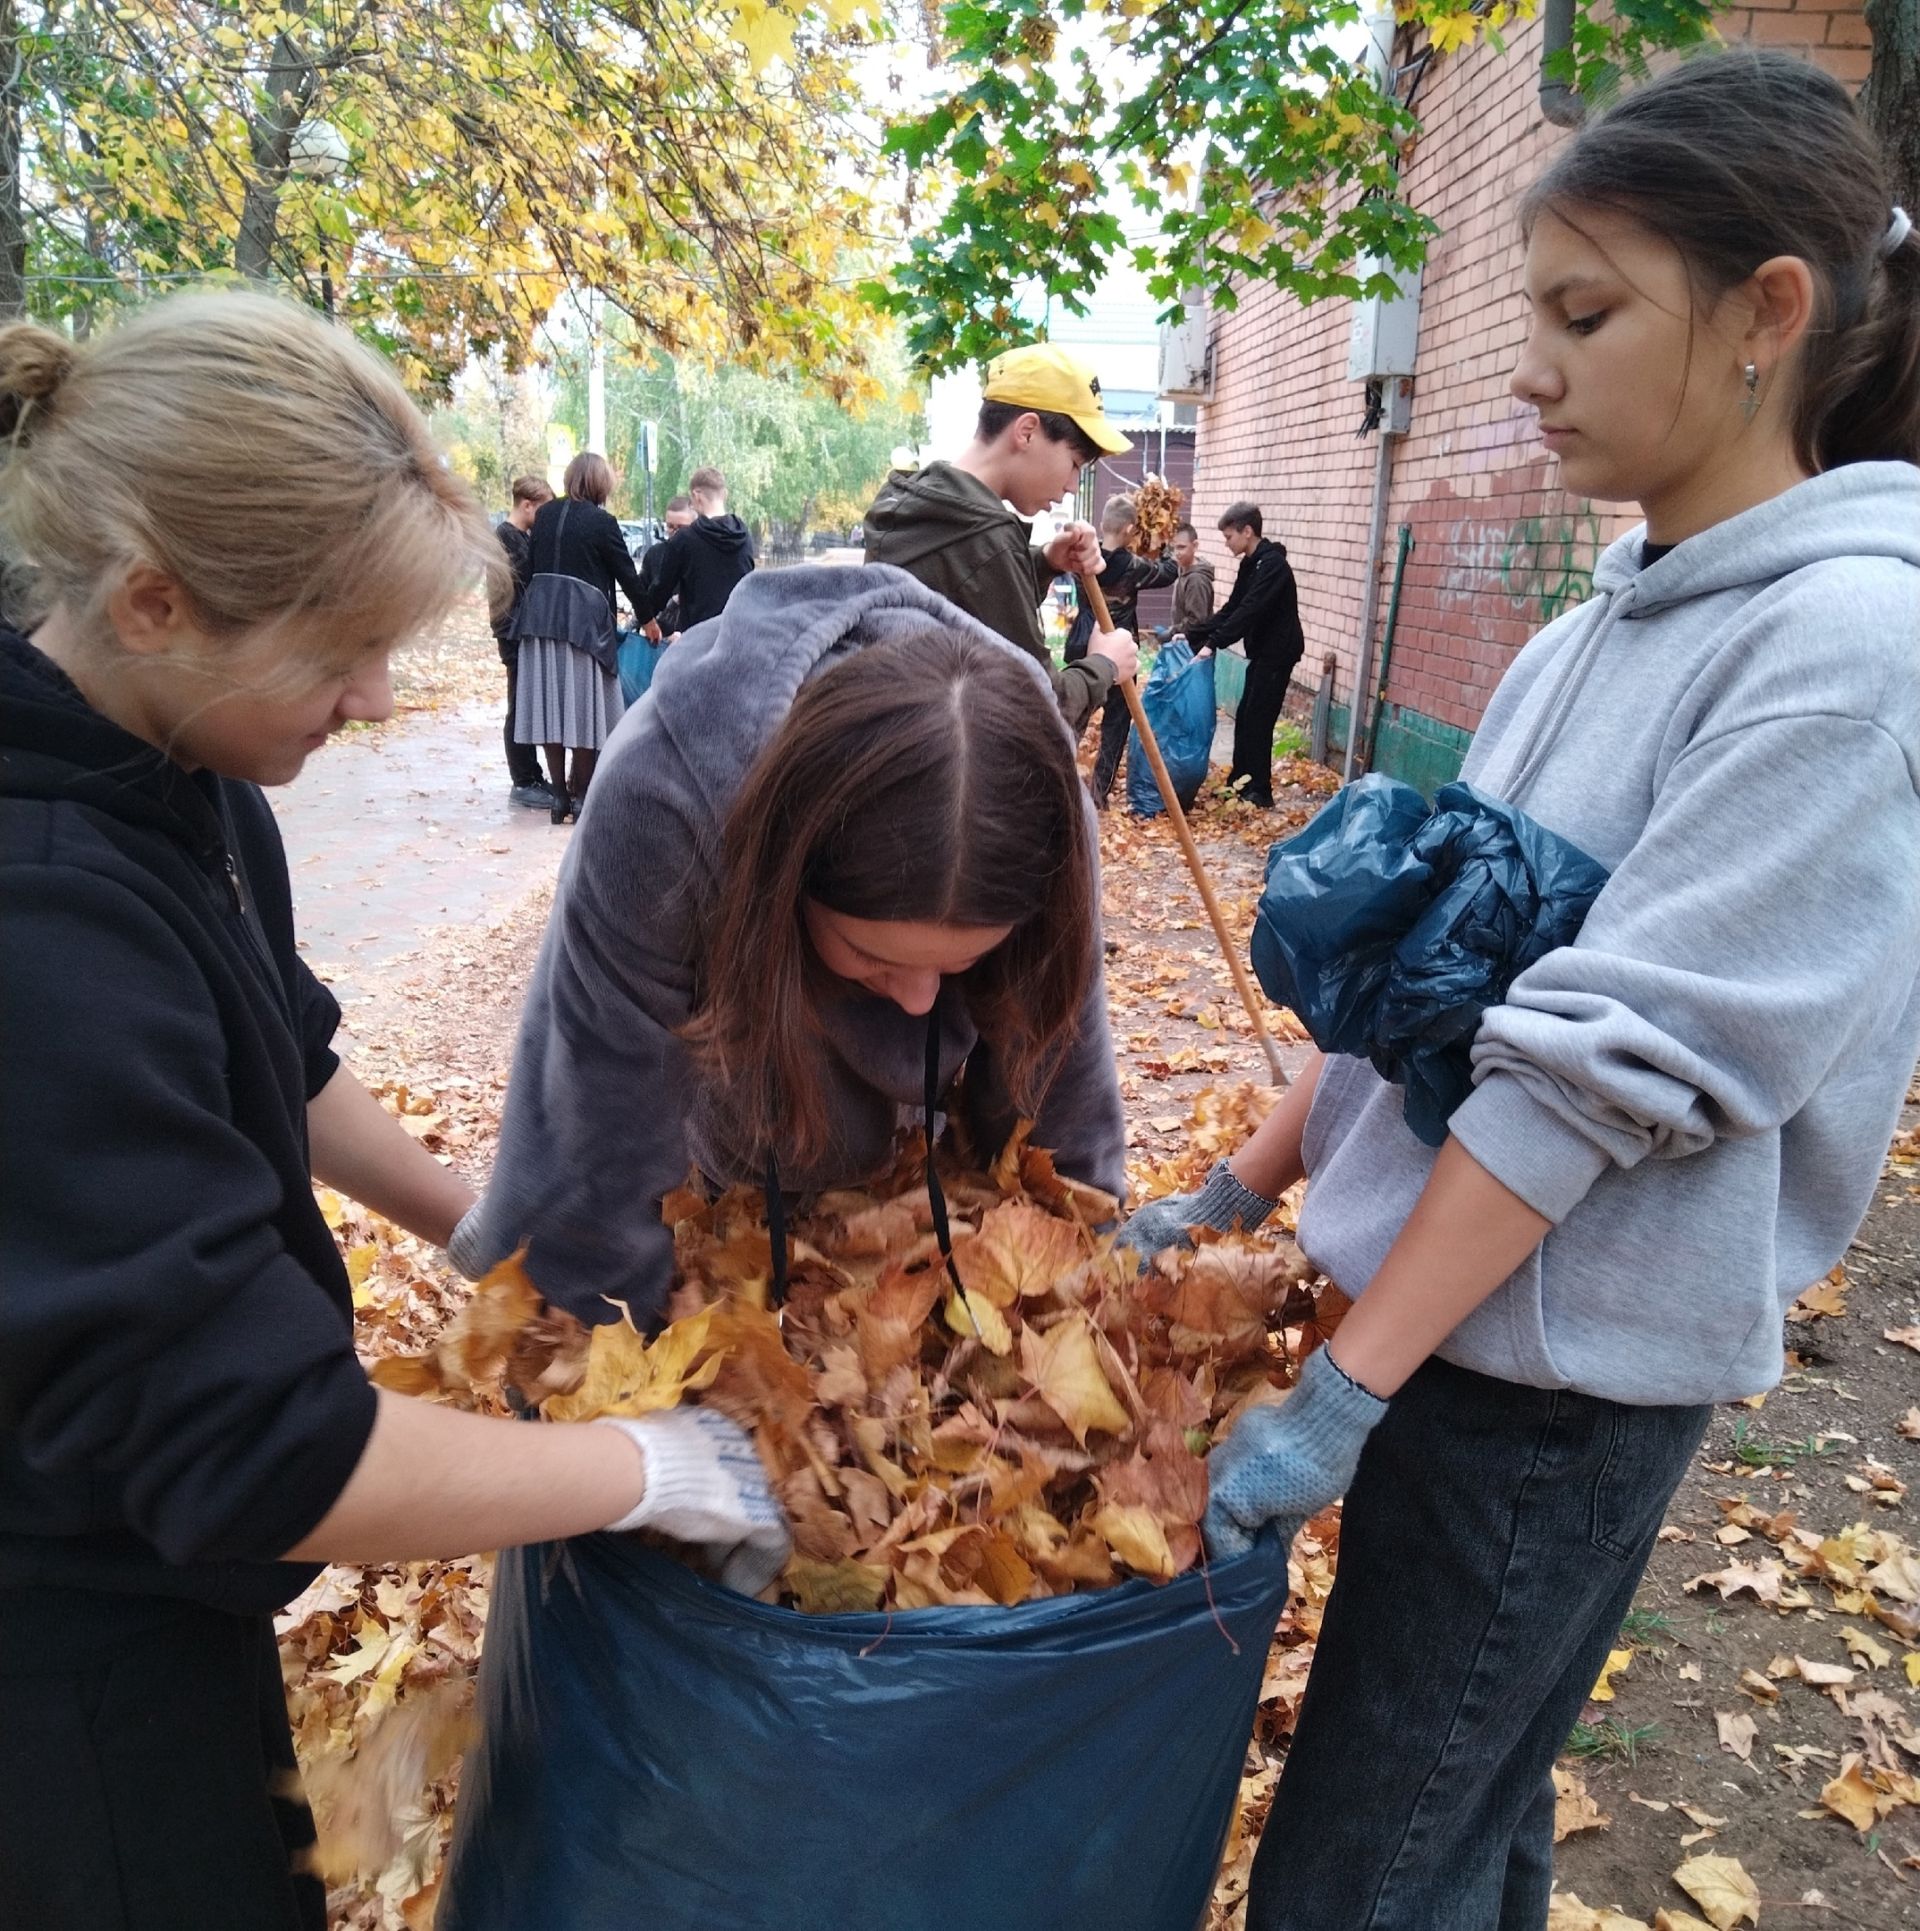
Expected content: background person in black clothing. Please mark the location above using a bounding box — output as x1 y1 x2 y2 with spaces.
1186 502 1305 808
517 452 649 820
0 294 787 1931
634 464 755 634
1064 494 1179 808
495 472 554 807
639 491 695 641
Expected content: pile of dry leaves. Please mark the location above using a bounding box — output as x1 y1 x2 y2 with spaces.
380 1117 1339 1614
1129 475 1184 556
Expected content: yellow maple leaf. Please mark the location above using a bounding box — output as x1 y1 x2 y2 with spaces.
1021 1313 1132 1444
951 1200 1082 1305
727 0 799 72
1090 1503 1176 1580
1671 1853 1760 1930
945 1285 1012 1356
1425 10 1482 56
543 1309 724 1422
1589 1646 1633 1702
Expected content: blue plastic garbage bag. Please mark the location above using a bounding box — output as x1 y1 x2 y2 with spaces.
438 1531 1292 1931
616 628 666 706
1250 774 1610 1146
1127 640 1217 818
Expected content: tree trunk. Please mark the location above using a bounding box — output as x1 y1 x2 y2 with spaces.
1864 0 1920 212
0 0 27 321
234 30 314 281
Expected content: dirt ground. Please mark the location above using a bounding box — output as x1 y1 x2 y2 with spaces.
299 651 1917 1927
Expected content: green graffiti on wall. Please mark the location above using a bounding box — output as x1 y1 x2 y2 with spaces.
1498 509 1602 622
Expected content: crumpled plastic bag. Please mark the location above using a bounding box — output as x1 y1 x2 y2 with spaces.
1250 775 1610 1145
437 1529 1293 1931
1127 640 1216 818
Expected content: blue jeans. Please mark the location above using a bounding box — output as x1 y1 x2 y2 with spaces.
1247 1357 1709 1931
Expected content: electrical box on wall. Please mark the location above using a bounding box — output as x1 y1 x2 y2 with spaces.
1347 259 1422 382
1158 300 1212 401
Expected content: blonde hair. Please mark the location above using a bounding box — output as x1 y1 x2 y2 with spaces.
0 291 504 673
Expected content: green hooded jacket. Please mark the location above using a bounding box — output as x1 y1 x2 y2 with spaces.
863 461 1114 732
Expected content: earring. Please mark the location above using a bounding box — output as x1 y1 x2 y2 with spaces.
1741 361 1760 423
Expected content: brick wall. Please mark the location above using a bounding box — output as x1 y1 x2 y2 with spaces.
1190 7 1871 786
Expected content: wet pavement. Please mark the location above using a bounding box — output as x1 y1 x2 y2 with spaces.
272 699 567 1013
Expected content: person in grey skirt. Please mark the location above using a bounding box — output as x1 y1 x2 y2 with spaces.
515 451 648 822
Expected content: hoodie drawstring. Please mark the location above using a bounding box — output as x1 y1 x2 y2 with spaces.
1500 590 1632 805
762 1010 964 1309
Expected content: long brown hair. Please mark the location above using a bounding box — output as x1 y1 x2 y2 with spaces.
1521 50 1920 472
686 623 1097 1165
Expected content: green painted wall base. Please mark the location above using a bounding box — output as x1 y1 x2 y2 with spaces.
1215 659 1468 798
1364 703 1472 797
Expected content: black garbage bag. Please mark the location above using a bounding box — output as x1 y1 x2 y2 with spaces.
438 1531 1293 1931
1250 774 1610 1146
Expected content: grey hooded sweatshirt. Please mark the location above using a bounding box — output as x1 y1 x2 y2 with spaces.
1298 462 1920 1406
462 564 1128 1325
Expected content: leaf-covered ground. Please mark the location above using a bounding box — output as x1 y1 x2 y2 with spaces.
285 670 1918 1926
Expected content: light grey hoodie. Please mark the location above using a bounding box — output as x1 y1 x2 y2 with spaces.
1298 463 1920 1404
463 565 1127 1326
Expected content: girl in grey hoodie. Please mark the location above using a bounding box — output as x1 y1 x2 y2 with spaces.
454 565 1128 1324
1124 53 1920 1929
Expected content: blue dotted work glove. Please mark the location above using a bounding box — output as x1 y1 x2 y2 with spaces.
1203 1345 1390 1561
1115 1160 1277 1263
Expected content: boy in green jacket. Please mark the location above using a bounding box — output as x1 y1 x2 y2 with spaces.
863 343 1139 732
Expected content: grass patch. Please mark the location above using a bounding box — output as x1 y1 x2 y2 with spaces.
1618 1608 1676 1644
1728 1417 1833 1469
1272 720 1310 759
1566 1718 1663 1767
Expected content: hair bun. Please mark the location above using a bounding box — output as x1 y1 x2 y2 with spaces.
0 324 79 440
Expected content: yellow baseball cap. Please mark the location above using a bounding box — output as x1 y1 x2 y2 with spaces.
982 342 1132 456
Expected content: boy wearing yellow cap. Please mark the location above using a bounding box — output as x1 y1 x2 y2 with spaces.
864 343 1139 732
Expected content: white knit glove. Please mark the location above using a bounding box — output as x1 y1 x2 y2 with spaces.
595 1408 791 1597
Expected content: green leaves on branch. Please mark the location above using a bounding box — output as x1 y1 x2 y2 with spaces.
869 0 1727 374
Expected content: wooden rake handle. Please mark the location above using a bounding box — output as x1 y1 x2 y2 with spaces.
1079 575 1288 1087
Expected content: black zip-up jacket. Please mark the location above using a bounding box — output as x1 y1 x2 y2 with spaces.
634 514 757 633
0 631 377 1621
1187 537 1305 668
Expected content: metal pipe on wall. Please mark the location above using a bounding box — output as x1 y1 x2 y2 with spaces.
1539 0 1585 129
1341 426 1397 783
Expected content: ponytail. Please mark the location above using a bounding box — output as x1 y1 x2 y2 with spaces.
1811 215 1920 469
1521 51 1920 471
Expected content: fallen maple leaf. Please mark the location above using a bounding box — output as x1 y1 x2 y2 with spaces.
1715 1711 1757 1762
1547 1895 1649 1931
1683 1560 1784 1605
1589 1647 1633 1703
1820 1754 1886 1831
541 1307 724 1423
1884 1325 1920 1354
1671 1853 1759 1930
1021 1313 1133 1445
1552 1766 1609 1842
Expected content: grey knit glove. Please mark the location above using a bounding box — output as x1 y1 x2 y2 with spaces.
1115 1159 1276 1262
1203 1345 1390 1561
596 1408 792 1597
445 1200 489 1282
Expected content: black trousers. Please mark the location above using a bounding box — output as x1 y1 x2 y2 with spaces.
1227 651 1298 807
502 652 543 787
1089 684 1131 804
1246 1358 1709 1930
0 1596 324 1931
